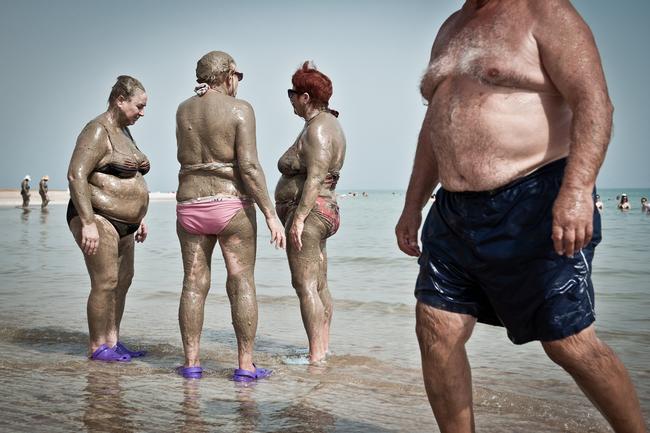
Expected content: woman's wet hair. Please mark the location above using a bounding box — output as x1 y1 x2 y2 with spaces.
291 61 333 107
108 75 145 106
196 51 235 86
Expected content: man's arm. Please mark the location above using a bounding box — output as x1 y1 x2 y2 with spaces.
396 102 439 257
532 0 613 256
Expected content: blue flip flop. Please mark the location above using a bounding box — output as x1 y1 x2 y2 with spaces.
232 364 272 382
114 341 147 357
176 366 203 379
90 344 131 362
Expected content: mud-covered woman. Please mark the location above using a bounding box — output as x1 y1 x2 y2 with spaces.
67 75 150 362
276 62 346 363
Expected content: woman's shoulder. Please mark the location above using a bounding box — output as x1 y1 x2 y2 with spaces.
77 115 111 144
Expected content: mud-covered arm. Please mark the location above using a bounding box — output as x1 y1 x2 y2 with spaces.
292 124 332 224
235 101 285 249
67 122 108 225
396 103 439 257
532 0 613 256
234 101 277 219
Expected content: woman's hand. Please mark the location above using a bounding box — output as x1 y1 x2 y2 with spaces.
81 222 100 255
135 221 148 243
266 216 286 249
289 218 305 251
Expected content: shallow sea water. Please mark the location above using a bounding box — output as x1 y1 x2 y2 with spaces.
0 188 648 432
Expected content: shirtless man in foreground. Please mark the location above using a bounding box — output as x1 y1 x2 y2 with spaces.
395 1 647 432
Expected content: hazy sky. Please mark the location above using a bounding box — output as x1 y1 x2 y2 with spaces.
1 0 648 191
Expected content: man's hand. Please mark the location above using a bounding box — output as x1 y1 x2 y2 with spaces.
135 221 148 243
81 222 100 255
396 209 423 257
552 186 594 257
289 218 305 251
266 216 286 249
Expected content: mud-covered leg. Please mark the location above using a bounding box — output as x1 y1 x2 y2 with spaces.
287 212 329 362
317 241 332 354
219 206 258 371
177 222 217 367
113 234 135 338
70 215 121 354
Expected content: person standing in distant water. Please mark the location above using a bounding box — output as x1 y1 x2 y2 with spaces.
640 197 649 213
67 75 150 362
20 175 31 208
175 51 284 380
275 61 346 363
395 1 646 431
594 194 603 211
39 176 50 208
618 193 631 211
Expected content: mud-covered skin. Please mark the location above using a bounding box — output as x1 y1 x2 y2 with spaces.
38 179 50 208
275 92 346 362
20 179 30 208
67 87 149 355
176 55 284 372
178 206 258 370
396 2 646 432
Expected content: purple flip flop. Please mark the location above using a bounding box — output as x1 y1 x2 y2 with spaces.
232 364 272 382
114 341 147 358
90 344 131 362
176 366 203 379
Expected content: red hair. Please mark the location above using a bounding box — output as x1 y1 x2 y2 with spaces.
291 61 333 105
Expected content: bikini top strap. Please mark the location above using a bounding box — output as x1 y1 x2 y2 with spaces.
92 119 116 153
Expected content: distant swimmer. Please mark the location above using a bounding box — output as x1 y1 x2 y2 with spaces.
594 194 603 211
395 1 646 432
39 176 50 208
618 193 631 211
20 175 31 208
67 75 150 363
641 197 650 213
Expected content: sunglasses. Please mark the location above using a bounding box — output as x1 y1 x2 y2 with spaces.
287 89 299 98
232 71 244 81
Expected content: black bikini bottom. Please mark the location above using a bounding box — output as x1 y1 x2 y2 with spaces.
66 199 140 238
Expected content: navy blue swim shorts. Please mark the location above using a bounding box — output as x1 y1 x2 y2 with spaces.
415 158 602 344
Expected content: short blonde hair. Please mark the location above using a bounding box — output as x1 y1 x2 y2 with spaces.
196 51 235 86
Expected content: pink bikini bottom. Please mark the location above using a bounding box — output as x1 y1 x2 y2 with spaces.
176 198 251 236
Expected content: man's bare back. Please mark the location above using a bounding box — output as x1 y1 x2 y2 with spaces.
421 0 591 192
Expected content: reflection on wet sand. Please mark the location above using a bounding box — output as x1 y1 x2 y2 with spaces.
178 380 261 433
40 207 49 225
179 379 209 433
270 401 335 433
21 208 30 223
83 371 136 433
233 384 260 433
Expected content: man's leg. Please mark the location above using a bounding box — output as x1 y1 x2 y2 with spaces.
542 325 647 433
177 222 217 368
219 206 258 372
416 302 477 433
